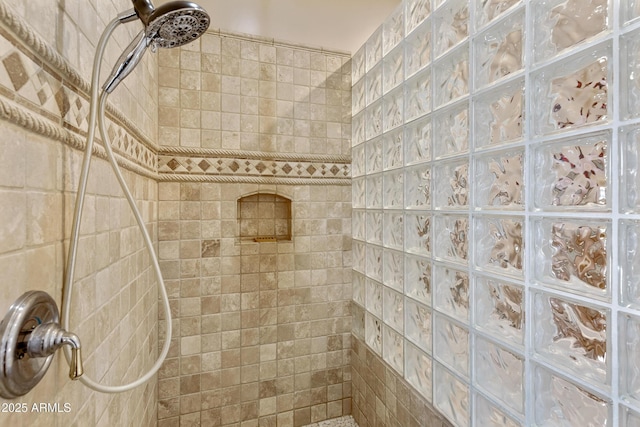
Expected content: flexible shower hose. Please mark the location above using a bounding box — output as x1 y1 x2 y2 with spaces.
61 16 172 393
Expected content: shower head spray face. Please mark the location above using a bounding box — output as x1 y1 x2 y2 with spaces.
103 0 210 93
132 0 210 48
146 1 210 48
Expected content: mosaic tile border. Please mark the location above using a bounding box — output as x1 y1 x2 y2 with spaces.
158 148 351 185
0 93 156 179
0 2 157 175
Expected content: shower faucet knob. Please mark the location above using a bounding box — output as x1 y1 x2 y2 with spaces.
0 291 83 398
26 322 84 380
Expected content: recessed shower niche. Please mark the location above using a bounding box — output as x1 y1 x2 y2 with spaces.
237 192 292 241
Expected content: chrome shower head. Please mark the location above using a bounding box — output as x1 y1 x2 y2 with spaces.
133 0 210 48
103 0 210 93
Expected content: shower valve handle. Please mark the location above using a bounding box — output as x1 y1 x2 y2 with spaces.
26 322 84 380
0 291 83 398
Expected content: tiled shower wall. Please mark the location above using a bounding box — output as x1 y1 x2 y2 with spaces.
352 0 640 426
0 0 160 426
156 32 354 427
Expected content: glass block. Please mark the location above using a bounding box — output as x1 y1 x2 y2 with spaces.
532 0 609 64
434 362 470 427
352 143 365 178
383 127 404 170
533 218 610 300
475 393 522 427
353 45 366 83
434 264 469 322
383 286 404 333
406 298 432 352
434 214 469 264
475 216 524 277
366 277 383 318
433 101 469 158
366 244 383 283
474 147 524 209
384 45 404 96
474 78 524 149
383 87 404 132
353 177 366 208
383 325 404 374
353 304 365 339
621 125 640 213
621 28 640 120
404 115 432 165
434 314 469 377
405 341 433 402
405 254 432 305
434 44 469 107
476 0 522 30
366 210 382 244
382 211 404 250
534 365 611 426
366 26 383 72
365 100 383 140
353 271 366 307
405 164 431 210
383 170 403 209
352 77 366 116
404 68 432 122
383 4 404 55
433 158 469 209
383 211 404 250
383 248 404 292
532 132 610 211
475 276 525 346
365 312 383 355
475 337 524 413
621 406 640 427
352 209 366 241
474 8 524 89
621 312 640 407
365 174 382 208
405 18 432 79
352 110 366 146
534 292 609 386
366 136 383 175
433 0 469 58
366 63 383 105
622 1 640 25
353 239 365 273
406 0 431 35
405 211 431 256
532 42 611 136
621 220 640 309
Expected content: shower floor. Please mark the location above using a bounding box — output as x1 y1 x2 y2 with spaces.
303 415 359 427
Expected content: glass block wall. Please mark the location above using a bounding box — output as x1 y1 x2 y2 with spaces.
351 0 640 425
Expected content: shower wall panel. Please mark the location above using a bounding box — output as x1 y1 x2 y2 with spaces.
0 0 161 426
157 31 353 427
352 0 640 426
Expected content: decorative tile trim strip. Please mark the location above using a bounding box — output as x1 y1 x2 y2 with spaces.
158 146 351 163
0 95 157 180
158 148 351 185
0 2 158 171
157 174 350 185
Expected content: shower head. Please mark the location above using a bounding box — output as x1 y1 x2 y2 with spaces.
133 0 210 48
102 0 210 93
